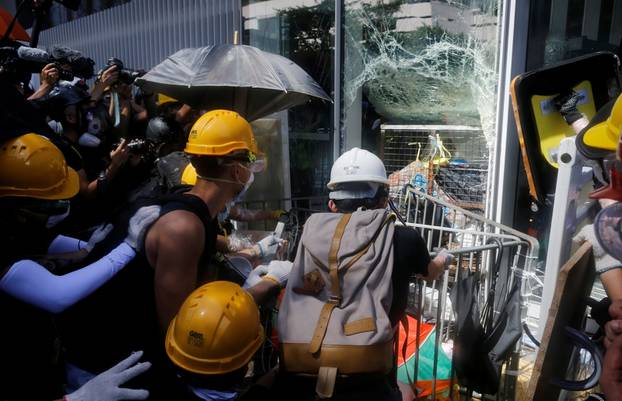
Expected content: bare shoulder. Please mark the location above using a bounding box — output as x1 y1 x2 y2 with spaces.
145 210 205 264
153 210 205 239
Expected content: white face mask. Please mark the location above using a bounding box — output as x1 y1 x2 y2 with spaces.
218 202 232 223
233 169 254 204
46 204 71 228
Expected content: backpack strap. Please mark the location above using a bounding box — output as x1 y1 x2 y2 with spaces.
341 213 396 272
309 213 351 355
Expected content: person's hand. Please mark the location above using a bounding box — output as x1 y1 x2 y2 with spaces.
41 63 59 86
422 249 454 282
99 65 119 87
573 224 622 274
601 333 622 401
109 139 130 171
244 260 293 289
85 223 114 252
437 248 455 268
65 351 150 401
253 234 284 262
124 206 161 250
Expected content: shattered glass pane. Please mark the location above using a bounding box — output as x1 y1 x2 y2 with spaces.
343 0 502 145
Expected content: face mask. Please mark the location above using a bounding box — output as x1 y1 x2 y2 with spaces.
78 132 102 148
232 165 254 204
87 112 104 136
218 202 232 223
189 386 237 401
46 204 71 228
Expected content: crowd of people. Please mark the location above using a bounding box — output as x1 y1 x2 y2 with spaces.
0 51 453 401
2 41 622 401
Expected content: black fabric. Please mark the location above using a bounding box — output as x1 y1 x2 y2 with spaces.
0 209 56 270
449 273 522 395
0 79 55 140
263 374 401 401
0 294 65 401
62 158 154 234
390 225 430 326
0 79 84 171
0 214 64 401
58 190 218 400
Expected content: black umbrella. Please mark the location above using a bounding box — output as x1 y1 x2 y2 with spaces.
135 45 332 121
449 244 522 395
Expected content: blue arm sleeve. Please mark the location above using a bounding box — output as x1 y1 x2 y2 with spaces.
47 235 87 254
0 242 135 313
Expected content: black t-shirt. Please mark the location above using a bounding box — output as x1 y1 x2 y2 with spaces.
389 225 430 326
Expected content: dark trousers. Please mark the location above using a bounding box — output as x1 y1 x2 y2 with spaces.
264 374 402 401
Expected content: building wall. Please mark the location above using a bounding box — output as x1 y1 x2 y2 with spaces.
37 0 242 71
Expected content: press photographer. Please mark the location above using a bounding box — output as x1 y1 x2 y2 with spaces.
0 44 94 85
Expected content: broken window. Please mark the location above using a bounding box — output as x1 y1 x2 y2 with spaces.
342 0 503 210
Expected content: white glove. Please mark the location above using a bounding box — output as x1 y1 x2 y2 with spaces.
85 223 114 252
437 248 455 269
253 234 283 263
243 260 293 289
65 351 151 401
124 206 161 250
573 224 622 274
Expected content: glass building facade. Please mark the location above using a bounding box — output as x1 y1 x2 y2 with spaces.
243 0 504 209
16 0 622 234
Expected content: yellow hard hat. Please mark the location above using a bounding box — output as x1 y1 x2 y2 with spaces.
157 93 178 106
0 134 80 200
583 94 622 151
165 281 264 375
185 110 259 157
181 163 197 185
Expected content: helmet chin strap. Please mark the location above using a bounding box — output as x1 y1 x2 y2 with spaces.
196 174 241 186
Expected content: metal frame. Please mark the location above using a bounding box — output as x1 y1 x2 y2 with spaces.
489 0 532 227
333 0 344 161
539 137 595 337
397 186 539 400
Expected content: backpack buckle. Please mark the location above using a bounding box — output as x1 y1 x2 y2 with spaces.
328 295 342 305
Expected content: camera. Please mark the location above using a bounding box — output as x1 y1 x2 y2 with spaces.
0 45 95 82
114 138 155 157
126 138 150 153
103 58 145 85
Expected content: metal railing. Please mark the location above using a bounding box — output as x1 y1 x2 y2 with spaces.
398 187 539 400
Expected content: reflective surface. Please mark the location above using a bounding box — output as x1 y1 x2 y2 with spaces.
243 0 335 198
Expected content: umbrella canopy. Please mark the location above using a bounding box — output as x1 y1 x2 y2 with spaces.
136 45 332 121
0 7 30 42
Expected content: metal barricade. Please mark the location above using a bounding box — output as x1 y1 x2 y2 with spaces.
397 187 540 400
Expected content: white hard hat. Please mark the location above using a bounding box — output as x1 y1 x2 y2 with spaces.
327 147 388 191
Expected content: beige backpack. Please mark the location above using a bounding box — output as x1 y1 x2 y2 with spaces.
278 209 397 398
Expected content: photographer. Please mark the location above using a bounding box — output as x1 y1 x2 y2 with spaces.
0 133 157 400
28 63 60 101
90 64 118 104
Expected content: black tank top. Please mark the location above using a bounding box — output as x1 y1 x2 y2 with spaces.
58 191 218 398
